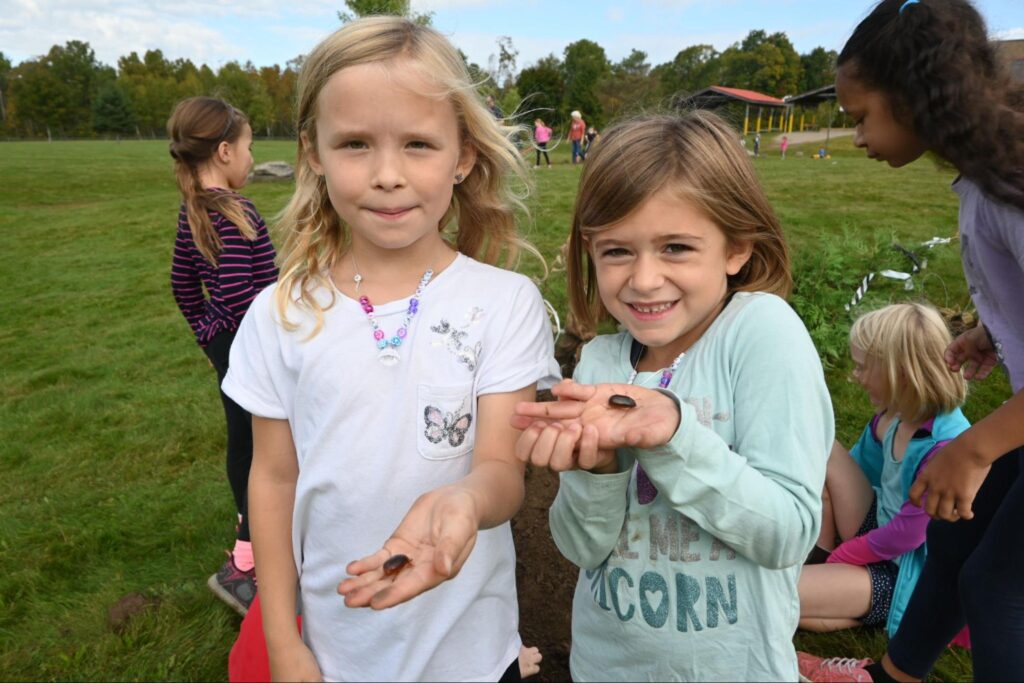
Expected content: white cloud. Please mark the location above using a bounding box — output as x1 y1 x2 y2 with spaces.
994 27 1024 40
414 0 497 9
607 6 625 23
1 0 339 66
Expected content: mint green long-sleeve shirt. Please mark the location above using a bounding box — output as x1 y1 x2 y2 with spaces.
550 292 833 682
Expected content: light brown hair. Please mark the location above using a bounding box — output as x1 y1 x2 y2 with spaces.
566 110 792 331
275 16 535 335
850 302 967 422
167 96 255 265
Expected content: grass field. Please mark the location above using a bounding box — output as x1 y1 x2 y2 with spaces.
0 134 1006 680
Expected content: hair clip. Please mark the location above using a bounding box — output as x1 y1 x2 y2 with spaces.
899 0 919 14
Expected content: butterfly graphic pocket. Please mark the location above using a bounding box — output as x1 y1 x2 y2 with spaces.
417 384 475 460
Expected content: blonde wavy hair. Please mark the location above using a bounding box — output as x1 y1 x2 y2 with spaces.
566 111 792 332
850 302 967 422
275 16 534 334
167 97 255 265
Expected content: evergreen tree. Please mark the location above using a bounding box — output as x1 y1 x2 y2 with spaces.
92 83 135 134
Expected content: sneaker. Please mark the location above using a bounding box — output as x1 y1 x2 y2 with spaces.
797 651 873 682
207 552 256 616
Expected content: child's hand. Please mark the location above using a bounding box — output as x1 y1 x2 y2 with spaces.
514 419 614 472
338 486 478 609
909 440 991 521
945 325 998 380
268 641 322 682
511 379 681 465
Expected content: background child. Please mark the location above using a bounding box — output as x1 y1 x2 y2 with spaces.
569 110 587 164
584 125 600 155
222 17 559 682
510 111 833 681
798 303 969 639
167 96 278 616
799 0 1024 681
534 118 552 168
780 135 789 159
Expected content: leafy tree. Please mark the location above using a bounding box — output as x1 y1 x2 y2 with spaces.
719 30 801 97
598 49 659 120
488 36 518 91
799 47 837 93
337 0 432 24
562 39 609 127
117 50 182 135
215 61 273 135
92 83 135 134
516 54 565 126
0 51 11 125
655 44 721 102
9 58 66 137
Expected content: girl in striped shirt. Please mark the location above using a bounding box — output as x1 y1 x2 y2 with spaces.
168 96 278 616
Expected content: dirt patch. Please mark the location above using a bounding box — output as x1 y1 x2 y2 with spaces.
512 465 576 682
108 591 160 634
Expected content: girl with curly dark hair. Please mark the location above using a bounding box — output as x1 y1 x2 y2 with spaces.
797 1 1024 682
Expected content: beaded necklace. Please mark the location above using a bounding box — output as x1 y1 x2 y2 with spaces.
626 344 686 388
351 254 433 367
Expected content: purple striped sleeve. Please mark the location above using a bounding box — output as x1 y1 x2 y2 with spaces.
171 224 206 335
215 204 279 321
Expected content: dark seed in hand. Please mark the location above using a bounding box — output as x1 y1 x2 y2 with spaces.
608 394 637 408
383 554 412 577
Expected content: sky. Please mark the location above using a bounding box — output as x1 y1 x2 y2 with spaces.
4 0 1023 75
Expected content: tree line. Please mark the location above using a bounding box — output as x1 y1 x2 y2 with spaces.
0 19 836 140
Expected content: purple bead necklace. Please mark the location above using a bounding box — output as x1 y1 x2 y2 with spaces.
626 347 685 388
352 254 433 366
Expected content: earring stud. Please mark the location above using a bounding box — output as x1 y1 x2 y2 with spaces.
454 173 464 183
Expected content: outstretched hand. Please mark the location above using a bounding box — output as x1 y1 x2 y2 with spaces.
510 379 681 472
945 325 998 380
338 486 478 609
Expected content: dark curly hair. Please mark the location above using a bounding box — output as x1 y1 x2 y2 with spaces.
838 0 1024 211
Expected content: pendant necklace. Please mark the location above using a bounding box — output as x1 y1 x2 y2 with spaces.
628 343 685 506
627 344 686 388
351 253 433 367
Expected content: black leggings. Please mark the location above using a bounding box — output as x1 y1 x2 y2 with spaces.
203 331 253 542
535 142 550 166
888 448 1024 680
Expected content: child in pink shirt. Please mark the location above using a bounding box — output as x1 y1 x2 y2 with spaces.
534 118 552 168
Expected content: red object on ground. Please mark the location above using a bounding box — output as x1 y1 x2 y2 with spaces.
950 626 972 649
228 593 303 682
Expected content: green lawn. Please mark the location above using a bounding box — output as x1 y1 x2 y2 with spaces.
0 136 1004 680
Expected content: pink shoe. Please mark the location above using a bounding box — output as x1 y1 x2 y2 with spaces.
797 651 874 682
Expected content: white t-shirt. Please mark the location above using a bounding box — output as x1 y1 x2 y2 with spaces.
223 254 560 682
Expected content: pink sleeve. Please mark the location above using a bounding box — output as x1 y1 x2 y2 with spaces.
827 534 883 565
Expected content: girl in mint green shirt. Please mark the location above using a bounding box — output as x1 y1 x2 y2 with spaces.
512 112 833 681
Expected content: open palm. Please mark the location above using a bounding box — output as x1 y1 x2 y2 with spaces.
512 379 681 451
338 486 478 609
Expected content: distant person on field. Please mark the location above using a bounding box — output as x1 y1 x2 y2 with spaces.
486 94 504 120
797 0 1024 681
584 125 600 155
569 110 587 164
168 96 278 617
753 131 761 157
534 118 552 168
798 304 969 642
780 135 790 159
